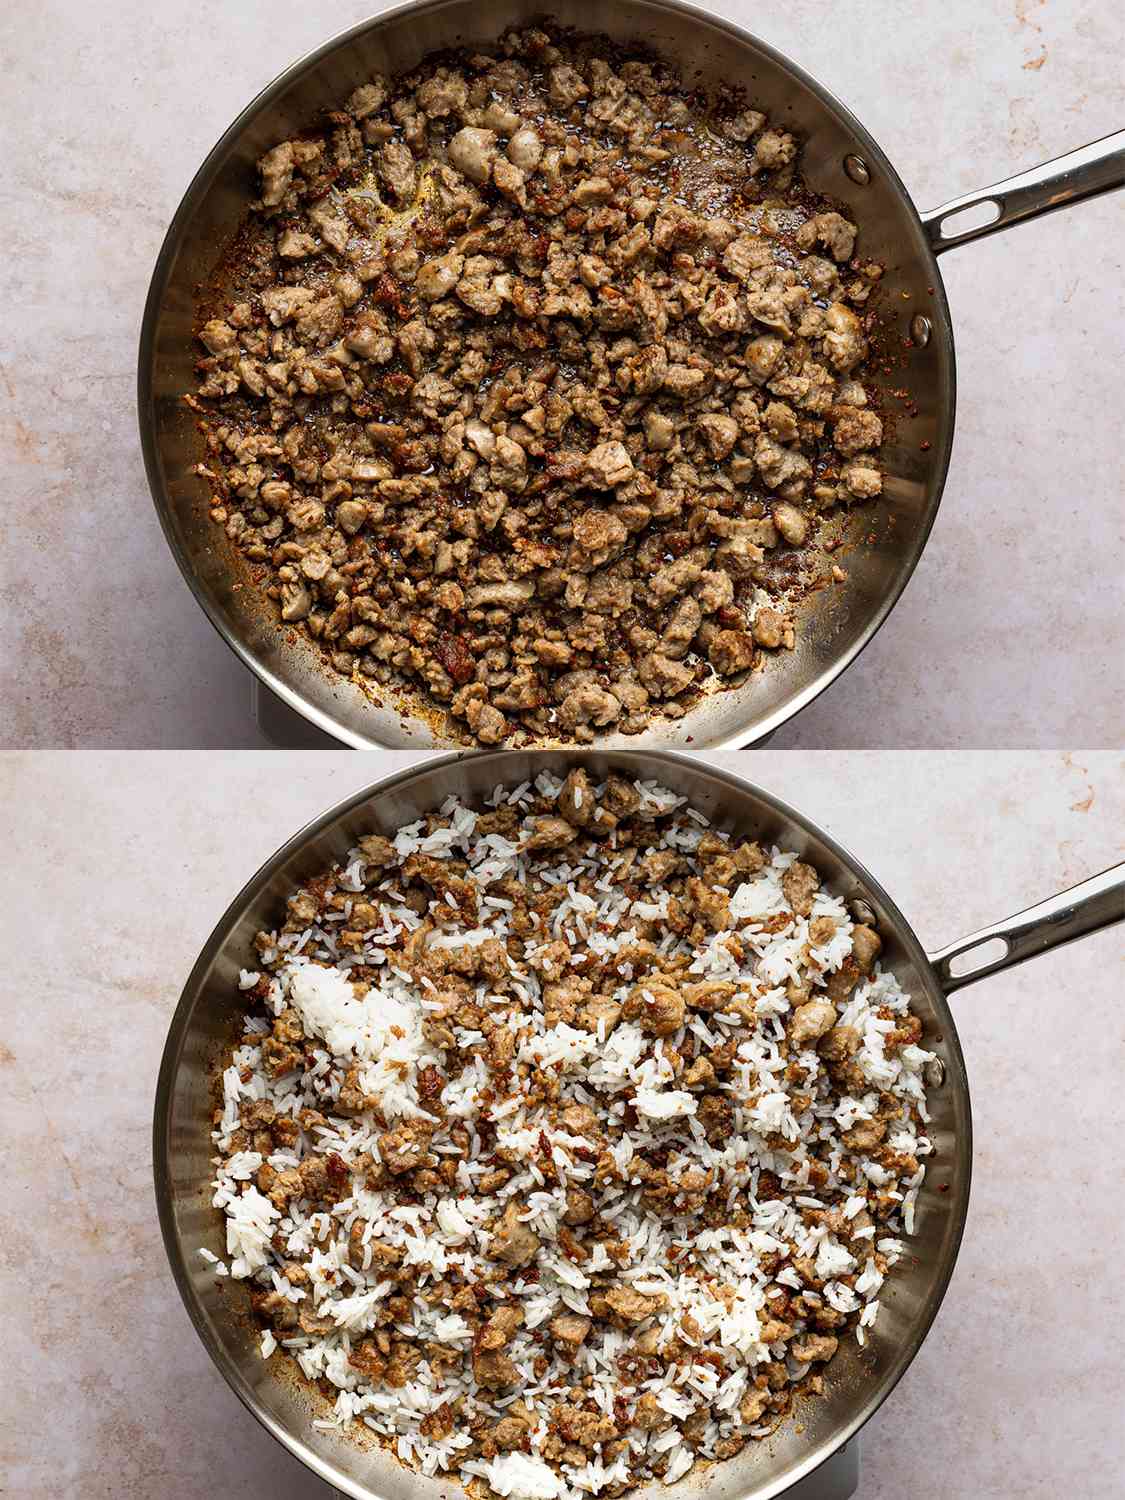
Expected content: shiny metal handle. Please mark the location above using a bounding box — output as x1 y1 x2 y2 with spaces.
928 863 1125 996
921 129 1125 254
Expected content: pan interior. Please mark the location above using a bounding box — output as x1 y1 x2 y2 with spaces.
155 750 970 1500
140 0 954 749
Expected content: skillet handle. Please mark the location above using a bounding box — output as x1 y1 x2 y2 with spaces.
920 128 1125 254
928 863 1125 996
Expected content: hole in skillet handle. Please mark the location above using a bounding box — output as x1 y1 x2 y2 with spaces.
939 197 1003 239
946 934 1010 978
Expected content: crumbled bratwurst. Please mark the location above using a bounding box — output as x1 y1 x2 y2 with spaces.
189 27 886 746
209 768 934 1498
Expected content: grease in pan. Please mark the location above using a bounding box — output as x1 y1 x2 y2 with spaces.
187 24 887 747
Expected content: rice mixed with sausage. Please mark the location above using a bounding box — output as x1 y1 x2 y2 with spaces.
189 25 885 746
206 769 932 1497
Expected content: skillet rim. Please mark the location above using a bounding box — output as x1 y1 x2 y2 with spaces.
136 0 957 750
153 746 972 1500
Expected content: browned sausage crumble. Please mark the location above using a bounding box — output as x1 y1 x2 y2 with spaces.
188 28 885 744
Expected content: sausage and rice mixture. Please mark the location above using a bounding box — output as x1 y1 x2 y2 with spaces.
189 26 886 746
206 769 933 1499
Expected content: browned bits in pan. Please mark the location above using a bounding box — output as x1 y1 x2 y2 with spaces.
189 26 886 744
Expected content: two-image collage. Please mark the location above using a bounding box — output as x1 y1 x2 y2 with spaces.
2 2 1122 1498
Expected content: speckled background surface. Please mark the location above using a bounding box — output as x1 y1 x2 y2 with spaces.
2 0 1123 748
1 749 1122 1497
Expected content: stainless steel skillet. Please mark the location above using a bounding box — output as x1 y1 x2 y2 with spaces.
152 749 1125 1499
137 0 1125 750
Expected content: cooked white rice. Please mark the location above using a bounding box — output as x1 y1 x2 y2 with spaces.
205 770 933 1499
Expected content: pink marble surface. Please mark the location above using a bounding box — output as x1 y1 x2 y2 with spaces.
1 749 1123 1496
1 0 1123 748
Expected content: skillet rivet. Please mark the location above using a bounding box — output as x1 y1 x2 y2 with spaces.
844 153 870 185
910 313 932 347
924 1057 946 1088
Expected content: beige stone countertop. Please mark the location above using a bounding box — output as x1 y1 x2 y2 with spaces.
1 749 1123 1496
2 0 1124 748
